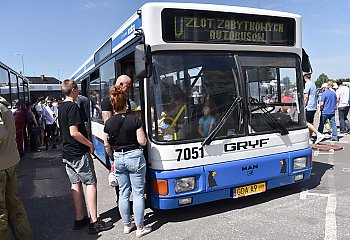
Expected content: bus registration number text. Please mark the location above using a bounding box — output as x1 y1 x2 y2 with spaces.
234 182 266 198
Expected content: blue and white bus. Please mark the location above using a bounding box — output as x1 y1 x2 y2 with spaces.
71 2 312 210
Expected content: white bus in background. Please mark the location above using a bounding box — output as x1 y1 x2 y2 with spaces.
71 2 313 210
0 60 30 156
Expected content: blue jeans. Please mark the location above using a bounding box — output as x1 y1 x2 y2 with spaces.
318 114 338 140
113 149 146 227
338 106 350 132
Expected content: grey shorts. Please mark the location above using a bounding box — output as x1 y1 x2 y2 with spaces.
63 152 97 185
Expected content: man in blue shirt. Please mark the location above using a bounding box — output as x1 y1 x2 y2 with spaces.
304 73 324 144
318 81 338 141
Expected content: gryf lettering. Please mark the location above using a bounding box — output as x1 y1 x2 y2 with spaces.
224 138 269 152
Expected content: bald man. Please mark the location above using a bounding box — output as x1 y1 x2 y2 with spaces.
101 75 132 123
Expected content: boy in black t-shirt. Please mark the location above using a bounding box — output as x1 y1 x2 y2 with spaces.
58 80 113 234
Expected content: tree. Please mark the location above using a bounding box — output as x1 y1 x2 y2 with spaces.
315 73 329 88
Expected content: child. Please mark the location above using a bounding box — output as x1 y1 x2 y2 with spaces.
198 102 217 137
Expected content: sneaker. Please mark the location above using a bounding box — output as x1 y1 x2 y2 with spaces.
330 138 338 143
315 133 325 144
73 216 90 230
45 145 49 150
89 219 114 234
308 139 313 144
136 227 152 238
124 223 135 234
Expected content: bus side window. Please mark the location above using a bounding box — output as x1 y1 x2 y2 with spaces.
118 53 141 111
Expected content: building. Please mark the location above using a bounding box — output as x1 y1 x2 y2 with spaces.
27 75 62 101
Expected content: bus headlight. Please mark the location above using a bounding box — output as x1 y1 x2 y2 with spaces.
175 177 196 193
293 157 308 170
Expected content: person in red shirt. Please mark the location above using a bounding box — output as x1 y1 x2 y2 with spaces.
281 91 293 112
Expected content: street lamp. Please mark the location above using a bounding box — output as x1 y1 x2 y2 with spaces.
14 53 25 76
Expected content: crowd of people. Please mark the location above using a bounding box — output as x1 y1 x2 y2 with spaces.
25 96 60 153
304 73 350 144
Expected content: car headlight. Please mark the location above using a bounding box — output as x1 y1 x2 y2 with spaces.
175 177 196 193
294 157 308 170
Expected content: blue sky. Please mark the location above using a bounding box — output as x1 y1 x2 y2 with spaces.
1 0 349 80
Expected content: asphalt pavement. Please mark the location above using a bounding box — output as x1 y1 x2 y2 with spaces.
17 131 350 240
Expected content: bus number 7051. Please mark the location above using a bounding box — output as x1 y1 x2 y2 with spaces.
175 147 204 161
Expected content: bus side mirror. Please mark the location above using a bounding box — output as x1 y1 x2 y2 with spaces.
135 44 152 78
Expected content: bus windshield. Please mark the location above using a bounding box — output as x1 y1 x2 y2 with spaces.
149 52 305 143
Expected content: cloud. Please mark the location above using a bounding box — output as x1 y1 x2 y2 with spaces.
85 2 96 9
85 1 111 9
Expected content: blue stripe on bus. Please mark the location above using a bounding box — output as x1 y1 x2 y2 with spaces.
149 147 312 209
72 17 141 80
72 58 94 80
112 17 142 49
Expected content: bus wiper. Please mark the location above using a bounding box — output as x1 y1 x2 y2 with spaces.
250 98 289 135
202 96 242 146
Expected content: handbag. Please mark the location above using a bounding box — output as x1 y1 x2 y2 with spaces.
108 164 118 187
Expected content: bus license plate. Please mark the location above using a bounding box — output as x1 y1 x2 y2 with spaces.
233 182 266 198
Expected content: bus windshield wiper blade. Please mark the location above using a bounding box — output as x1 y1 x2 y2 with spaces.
202 96 242 146
250 98 289 135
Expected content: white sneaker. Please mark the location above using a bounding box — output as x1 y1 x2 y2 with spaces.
124 223 135 234
315 133 325 144
136 226 152 238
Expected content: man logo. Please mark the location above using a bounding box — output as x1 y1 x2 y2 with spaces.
242 165 259 171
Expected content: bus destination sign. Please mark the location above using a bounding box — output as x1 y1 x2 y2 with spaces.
162 9 295 46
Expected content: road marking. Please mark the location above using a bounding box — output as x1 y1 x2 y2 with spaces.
325 153 337 240
300 189 331 199
299 189 308 200
314 151 335 156
301 154 337 240
325 194 337 240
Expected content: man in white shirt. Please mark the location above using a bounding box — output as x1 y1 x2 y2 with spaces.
336 79 350 134
43 97 58 149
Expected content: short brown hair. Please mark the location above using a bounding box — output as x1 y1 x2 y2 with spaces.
61 79 77 96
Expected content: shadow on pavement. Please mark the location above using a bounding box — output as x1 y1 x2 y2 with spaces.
17 149 114 240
